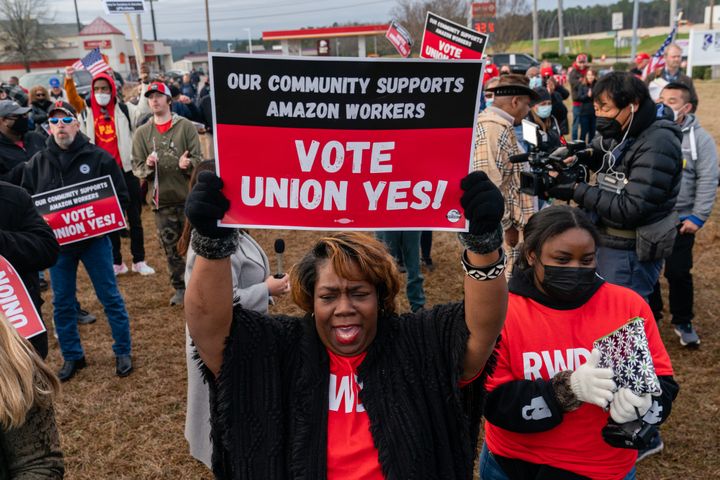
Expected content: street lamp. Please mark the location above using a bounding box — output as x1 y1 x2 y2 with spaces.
244 28 253 54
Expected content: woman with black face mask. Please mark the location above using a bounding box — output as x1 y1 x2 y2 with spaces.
478 206 679 480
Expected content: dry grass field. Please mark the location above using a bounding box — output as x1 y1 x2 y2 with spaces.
45 80 720 479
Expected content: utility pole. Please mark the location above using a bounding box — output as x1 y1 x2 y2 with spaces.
244 28 253 54
631 0 639 59
670 0 677 28
557 0 565 55
710 0 715 29
148 0 158 41
73 0 81 33
532 0 539 59
205 0 212 53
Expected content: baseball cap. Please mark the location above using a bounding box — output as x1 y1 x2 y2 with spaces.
634 52 650 63
144 82 172 98
540 66 554 78
49 77 61 88
0 99 31 117
576 54 588 63
47 101 77 118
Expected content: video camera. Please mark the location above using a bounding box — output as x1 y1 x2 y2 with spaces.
509 120 593 197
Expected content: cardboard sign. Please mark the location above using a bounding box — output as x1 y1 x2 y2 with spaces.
0 255 45 339
385 20 414 58
102 0 145 14
210 54 485 231
32 176 126 245
420 12 488 60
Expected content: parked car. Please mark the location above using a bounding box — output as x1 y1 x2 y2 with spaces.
491 53 562 75
19 69 93 99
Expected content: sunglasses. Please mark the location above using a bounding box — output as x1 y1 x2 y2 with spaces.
49 117 75 125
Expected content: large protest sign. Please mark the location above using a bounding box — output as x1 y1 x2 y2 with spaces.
385 20 414 58
420 12 489 60
32 176 126 245
210 54 485 231
0 256 45 339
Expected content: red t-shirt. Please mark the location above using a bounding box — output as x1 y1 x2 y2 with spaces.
485 283 673 480
155 119 173 134
326 350 384 480
95 111 121 167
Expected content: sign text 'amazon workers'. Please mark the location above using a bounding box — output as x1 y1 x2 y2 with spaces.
239 139 447 213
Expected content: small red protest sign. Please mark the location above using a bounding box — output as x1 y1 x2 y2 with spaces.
32 176 125 245
209 54 485 231
0 255 45 339
420 12 488 60
385 20 414 58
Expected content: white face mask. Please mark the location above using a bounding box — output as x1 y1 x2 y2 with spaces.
672 106 687 123
536 104 553 119
94 93 112 107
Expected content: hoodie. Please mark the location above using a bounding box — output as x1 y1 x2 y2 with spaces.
674 114 719 226
89 72 121 167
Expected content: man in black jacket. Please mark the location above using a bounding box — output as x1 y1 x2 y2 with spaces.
0 181 59 358
0 100 45 180
549 72 683 302
19 102 134 382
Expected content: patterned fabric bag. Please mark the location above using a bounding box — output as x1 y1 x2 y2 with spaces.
593 317 661 396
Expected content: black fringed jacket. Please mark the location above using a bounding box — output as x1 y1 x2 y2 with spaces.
205 301 493 480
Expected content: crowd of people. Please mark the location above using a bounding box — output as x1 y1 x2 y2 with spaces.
0 39 717 480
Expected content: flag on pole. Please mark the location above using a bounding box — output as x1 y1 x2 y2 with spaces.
642 21 678 80
72 48 112 76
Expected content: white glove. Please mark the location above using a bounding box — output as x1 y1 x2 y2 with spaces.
570 349 616 408
610 387 652 424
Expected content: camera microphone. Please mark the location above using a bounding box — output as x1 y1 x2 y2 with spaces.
274 239 285 279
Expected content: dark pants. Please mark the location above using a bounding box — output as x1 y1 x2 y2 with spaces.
649 233 695 324
421 231 432 262
578 113 596 144
110 171 145 264
154 205 186 290
377 231 425 311
571 105 581 140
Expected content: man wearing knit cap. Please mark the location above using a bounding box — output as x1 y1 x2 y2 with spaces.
473 74 539 276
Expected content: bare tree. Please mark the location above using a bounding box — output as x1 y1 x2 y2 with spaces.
0 0 53 72
391 0 468 52
491 0 531 52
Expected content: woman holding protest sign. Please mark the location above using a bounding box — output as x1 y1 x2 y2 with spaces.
0 314 64 479
479 206 679 480
184 170 506 479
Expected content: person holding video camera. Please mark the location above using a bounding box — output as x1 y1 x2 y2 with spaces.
547 72 683 304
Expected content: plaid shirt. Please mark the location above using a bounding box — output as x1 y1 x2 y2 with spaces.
473 108 535 231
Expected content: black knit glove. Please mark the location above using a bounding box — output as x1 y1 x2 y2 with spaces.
547 171 578 201
458 171 505 254
185 171 232 239
460 171 504 235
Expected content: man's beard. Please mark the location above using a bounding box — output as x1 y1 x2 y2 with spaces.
55 133 76 149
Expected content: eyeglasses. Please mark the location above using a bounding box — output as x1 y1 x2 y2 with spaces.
49 117 74 125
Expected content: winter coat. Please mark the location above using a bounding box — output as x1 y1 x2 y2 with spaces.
572 81 596 116
550 84 569 135
131 113 202 209
645 69 698 110
0 130 46 179
207 302 490 479
0 403 64 479
79 72 150 173
573 99 683 247
674 114 719 225
0 181 59 315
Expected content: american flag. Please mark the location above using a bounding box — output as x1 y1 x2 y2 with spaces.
642 22 678 80
72 48 112 77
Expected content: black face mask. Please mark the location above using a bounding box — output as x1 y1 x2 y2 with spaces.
10 116 29 135
540 264 598 303
33 99 51 110
596 114 622 140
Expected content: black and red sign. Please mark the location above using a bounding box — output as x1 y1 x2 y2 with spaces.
32 176 125 245
209 54 484 231
420 12 488 60
385 20 414 58
0 255 45 339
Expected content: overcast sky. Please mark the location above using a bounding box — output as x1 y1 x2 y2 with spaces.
53 0 614 40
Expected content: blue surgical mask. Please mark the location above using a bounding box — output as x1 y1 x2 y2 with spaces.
485 97 494 109
529 76 543 89
536 105 553 119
